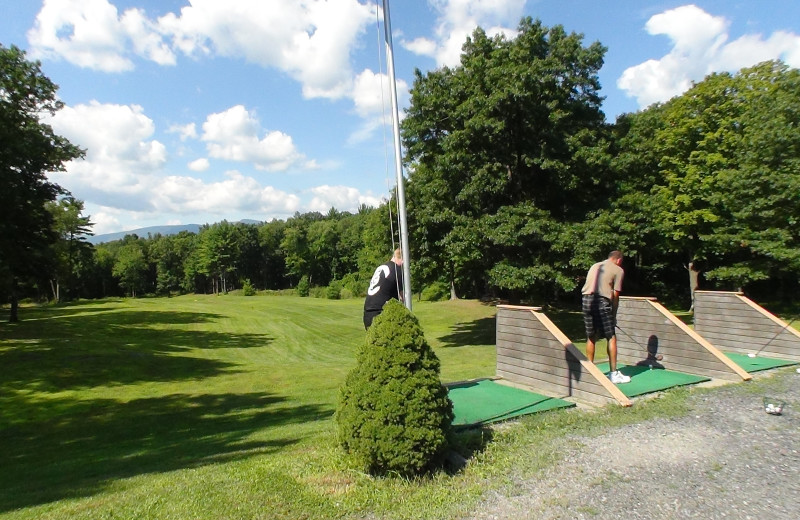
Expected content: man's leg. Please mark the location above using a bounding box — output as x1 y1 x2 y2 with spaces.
607 334 617 373
586 336 596 363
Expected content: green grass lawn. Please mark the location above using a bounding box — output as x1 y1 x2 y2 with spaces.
0 295 502 519
0 294 728 519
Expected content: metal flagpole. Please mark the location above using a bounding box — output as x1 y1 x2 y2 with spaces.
382 0 412 310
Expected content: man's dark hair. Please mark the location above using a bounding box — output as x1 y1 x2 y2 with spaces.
608 250 623 261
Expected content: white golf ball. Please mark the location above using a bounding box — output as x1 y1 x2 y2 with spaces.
748 353 756 358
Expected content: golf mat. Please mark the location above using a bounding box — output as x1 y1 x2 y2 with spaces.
595 362 710 398
725 352 798 372
446 379 575 427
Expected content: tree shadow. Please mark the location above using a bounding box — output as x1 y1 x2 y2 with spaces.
436 317 496 347
0 310 273 392
0 391 331 512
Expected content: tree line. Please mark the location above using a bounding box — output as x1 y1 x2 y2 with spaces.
57 205 398 302
3 18 800 320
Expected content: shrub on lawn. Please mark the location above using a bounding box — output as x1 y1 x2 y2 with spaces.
326 280 342 299
242 279 256 296
297 276 310 297
421 281 450 301
336 299 453 476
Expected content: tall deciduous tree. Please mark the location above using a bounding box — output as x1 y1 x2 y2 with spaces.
0 44 84 321
402 18 612 300
46 196 94 302
112 239 148 298
615 60 800 299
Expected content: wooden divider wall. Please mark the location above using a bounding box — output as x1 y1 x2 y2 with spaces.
616 297 749 381
496 305 631 407
693 291 800 362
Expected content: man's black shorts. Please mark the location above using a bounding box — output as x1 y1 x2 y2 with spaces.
582 294 615 340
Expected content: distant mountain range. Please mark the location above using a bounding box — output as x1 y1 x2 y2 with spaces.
88 220 262 244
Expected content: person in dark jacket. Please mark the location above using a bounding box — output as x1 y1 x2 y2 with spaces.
363 248 403 329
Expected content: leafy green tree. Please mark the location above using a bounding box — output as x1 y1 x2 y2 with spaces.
231 223 262 290
307 218 339 286
257 219 287 289
46 196 94 301
149 231 196 295
280 223 309 286
112 241 147 297
615 60 800 298
195 221 239 294
88 243 120 298
336 300 453 476
0 44 84 320
402 18 611 300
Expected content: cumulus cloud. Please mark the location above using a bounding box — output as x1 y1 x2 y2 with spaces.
158 0 376 99
200 105 316 172
402 0 526 67
618 4 800 108
168 122 198 141
46 101 167 207
151 170 300 214
43 101 309 224
348 68 409 143
188 158 210 172
27 0 174 71
28 0 376 100
308 185 382 212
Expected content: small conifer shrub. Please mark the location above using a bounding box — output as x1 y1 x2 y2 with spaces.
336 299 453 476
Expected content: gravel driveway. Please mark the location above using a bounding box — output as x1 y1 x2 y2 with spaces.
466 366 800 520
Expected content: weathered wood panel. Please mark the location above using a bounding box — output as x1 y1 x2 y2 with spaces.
495 305 631 406
616 297 750 381
694 291 800 361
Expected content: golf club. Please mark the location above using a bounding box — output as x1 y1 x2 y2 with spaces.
615 323 664 361
748 316 797 358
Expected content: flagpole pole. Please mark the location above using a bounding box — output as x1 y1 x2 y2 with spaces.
382 0 412 310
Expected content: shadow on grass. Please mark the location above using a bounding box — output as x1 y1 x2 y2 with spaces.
0 309 273 392
437 317 496 347
0 391 331 512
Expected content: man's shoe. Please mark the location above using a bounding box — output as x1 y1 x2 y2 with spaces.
609 370 631 384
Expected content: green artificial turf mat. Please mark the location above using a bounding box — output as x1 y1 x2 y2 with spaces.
446 379 575 427
725 352 798 372
595 362 710 398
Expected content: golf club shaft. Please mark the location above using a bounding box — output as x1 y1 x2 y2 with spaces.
615 323 660 358
753 316 797 355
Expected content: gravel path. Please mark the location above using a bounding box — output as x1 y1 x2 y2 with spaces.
466 367 800 520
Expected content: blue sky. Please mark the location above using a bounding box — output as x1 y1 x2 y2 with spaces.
2 1 799 235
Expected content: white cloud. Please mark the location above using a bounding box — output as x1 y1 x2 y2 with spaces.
28 0 375 99
27 0 174 71
46 101 167 205
188 158 210 172
348 68 409 143
201 105 316 172
156 0 375 99
618 5 800 108
403 0 526 67
152 170 300 214
43 101 375 231
308 185 382 212
87 206 122 235
168 123 198 142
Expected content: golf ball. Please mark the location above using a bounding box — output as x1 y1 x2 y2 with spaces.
748 353 756 358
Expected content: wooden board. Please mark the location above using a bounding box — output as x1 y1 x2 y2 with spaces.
693 291 800 362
